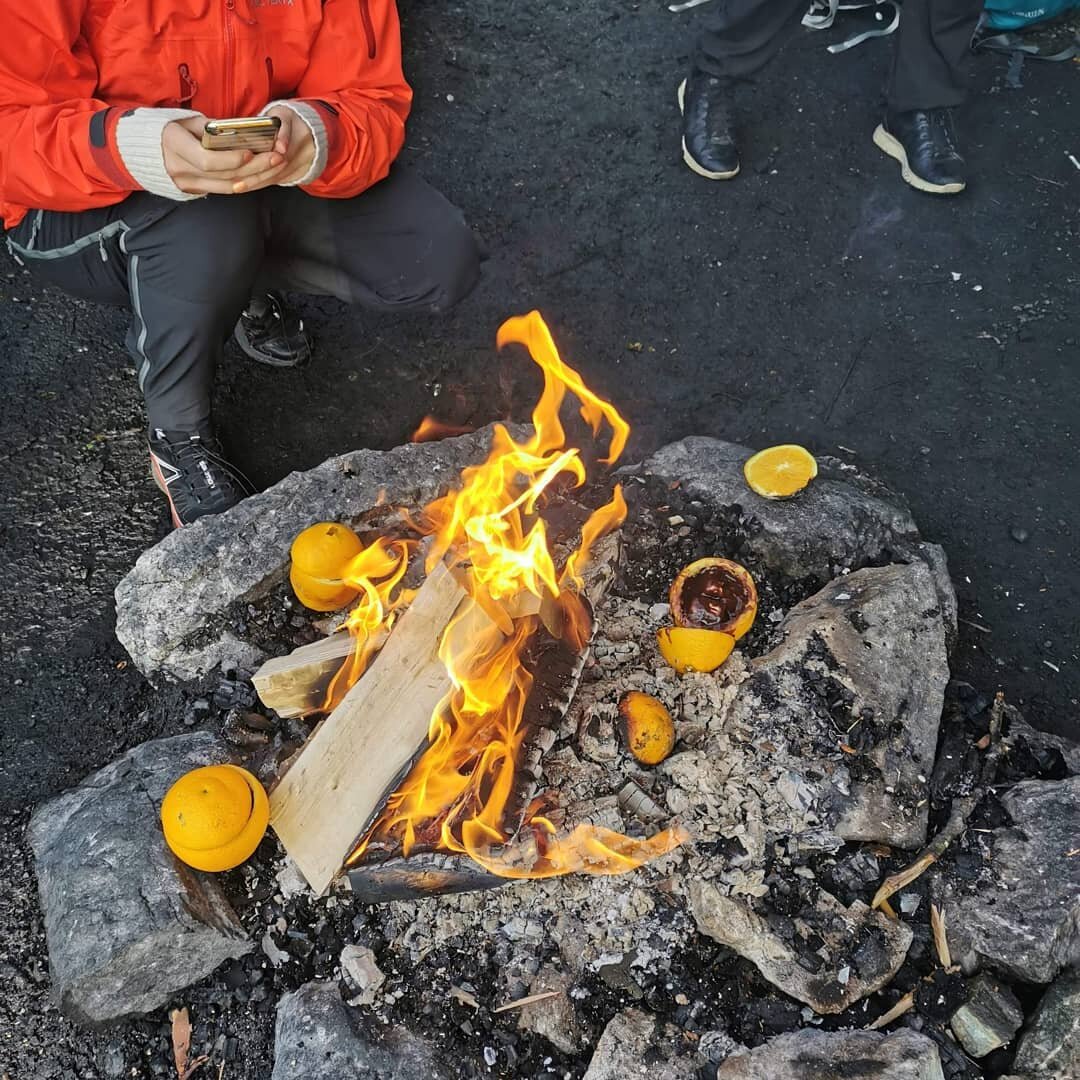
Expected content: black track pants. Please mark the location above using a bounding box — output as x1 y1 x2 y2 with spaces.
5 169 480 431
693 0 984 111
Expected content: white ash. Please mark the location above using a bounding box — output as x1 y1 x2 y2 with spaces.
372 593 870 986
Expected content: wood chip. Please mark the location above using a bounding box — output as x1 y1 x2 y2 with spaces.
450 985 480 1010
866 991 915 1030
930 903 952 970
493 989 562 1014
872 852 937 910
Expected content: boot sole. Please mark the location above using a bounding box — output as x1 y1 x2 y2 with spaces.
872 125 965 195
677 80 740 181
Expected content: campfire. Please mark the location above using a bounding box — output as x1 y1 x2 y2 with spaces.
260 312 687 896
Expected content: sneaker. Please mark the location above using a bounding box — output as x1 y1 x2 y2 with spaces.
148 427 255 528
873 108 967 195
678 72 740 180
233 291 313 368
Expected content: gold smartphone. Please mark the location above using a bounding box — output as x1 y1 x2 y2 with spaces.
201 116 282 152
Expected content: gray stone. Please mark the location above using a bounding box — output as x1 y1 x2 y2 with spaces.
727 561 949 849
116 428 502 682
583 1009 699 1080
950 973 1024 1057
272 981 451 1080
936 777 1080 984
516 963 585 1055
714 1028 945 1080
1014 970 1080 1078
27 733 250 1025
634 438 956 630
689 880 912 1014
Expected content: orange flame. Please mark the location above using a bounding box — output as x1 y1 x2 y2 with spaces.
343 312 686 879
411 416 476 443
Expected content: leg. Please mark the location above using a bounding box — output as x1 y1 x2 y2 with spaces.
10 192 262 430
694 0 810 82
258 168 480 314
888 0 985 111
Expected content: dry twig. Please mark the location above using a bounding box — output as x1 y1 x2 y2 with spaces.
873 693 1009 911
493 990 562 1014
867 991 915 1030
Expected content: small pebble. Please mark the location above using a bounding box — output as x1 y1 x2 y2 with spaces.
1010 526 1030 543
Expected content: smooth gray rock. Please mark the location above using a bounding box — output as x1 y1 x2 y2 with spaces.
728 561 949 849
116 428 501 682
950 973 1024 1057
272 981 451 1080
1014 970 1080 1078
936 776 1080 984
27 733 250 1025
714 1028 945 1080
634 438 956 631
689 880 912 1014
583 1009 699 1080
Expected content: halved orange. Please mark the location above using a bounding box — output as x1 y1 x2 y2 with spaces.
290 521 364 611
670 557 757 641
618 691 676 765
743 445 818 499
657 626 735 674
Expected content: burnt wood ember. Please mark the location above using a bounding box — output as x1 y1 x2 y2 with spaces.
347 600 596 901
347 852 511 904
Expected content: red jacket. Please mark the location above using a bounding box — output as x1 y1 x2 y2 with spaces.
0 0 412 228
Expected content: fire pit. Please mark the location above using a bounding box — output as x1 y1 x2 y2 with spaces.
30 312 1073 1075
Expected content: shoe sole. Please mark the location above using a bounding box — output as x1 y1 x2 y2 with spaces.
233 324 313 369
872 125 966 195
149 454 183 530
677 80 740 181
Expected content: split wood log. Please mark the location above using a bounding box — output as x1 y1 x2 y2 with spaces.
252 632 374 719
268 562 487 894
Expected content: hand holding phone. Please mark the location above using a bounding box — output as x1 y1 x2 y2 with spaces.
201 116 282 153
162 116 287 195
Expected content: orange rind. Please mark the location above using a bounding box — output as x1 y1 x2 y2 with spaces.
160 764 269 873
618 691 676 766
657 626 735 674
743 444 818 499
290 521 364 611
670 557 757 641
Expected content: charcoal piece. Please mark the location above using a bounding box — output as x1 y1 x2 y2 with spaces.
347 852 510 904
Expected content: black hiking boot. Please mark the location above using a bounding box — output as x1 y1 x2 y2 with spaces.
148 427 255 528
233 291 313 368
678 72 740 180
873 108 967 195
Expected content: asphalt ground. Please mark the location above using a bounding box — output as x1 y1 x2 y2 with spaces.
0 1 1076 1073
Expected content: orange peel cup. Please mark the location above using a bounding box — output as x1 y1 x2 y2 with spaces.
669 557 757 641
656 626 735 674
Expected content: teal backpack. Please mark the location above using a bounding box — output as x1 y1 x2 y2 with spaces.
983 0 1079 29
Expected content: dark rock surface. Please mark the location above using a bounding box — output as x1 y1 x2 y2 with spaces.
1013 969 1080 1078
936 776 1080 984
635 438 956 635
271 981 451 1080
689 880 912 1014
115 429 500 682
713 1027 945 1079
27 733 250 1025
726 561 950 849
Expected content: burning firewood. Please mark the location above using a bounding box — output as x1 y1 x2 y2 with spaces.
267 312 686 896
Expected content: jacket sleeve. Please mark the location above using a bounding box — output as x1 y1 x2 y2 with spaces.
0 3 143 217
271 0 412 199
